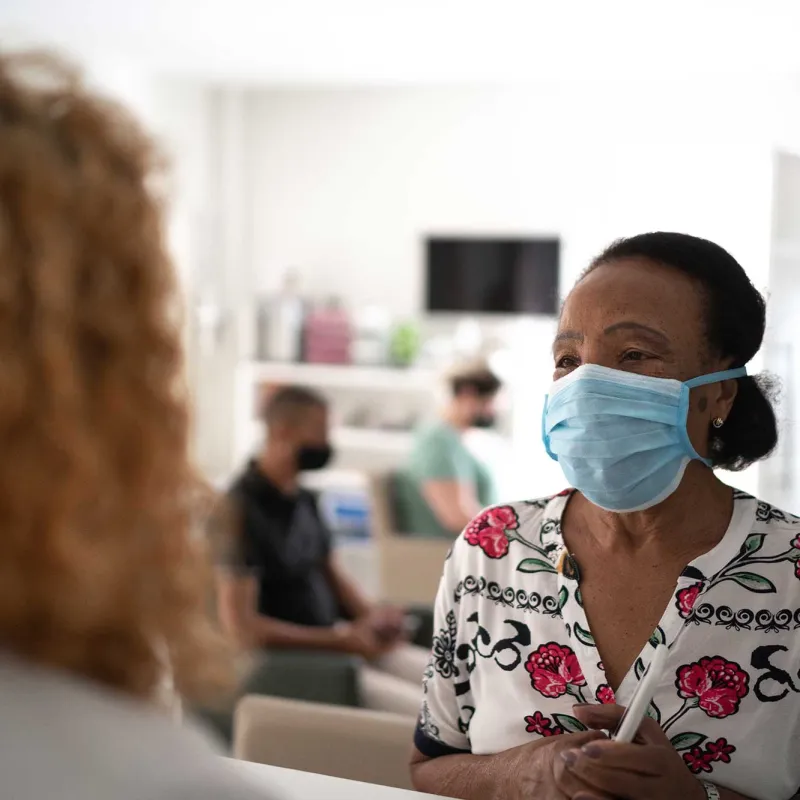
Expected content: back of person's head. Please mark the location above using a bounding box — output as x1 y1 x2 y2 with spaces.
262 385 328 431
448 360 502 399
0 53 229 703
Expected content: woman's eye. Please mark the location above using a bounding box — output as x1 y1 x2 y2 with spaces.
556 355 580 370
622 350 648 362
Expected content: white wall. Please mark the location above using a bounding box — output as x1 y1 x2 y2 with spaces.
247 79 777 312
243 77 785 496
83 60 228 474
31 57 796 494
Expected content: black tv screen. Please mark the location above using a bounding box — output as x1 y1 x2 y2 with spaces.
425 236 560 315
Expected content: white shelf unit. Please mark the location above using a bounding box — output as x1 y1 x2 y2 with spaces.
334 426 414 454
232 361 440 481
243 361 439 392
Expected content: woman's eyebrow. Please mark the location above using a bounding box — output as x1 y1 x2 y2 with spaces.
603 321 671 344
553 330 584 344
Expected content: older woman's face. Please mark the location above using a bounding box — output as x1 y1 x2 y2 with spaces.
554 258 738 460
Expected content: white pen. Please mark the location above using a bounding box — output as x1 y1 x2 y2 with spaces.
613 644 670 744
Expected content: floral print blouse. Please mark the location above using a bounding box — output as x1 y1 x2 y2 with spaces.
415 490 800 800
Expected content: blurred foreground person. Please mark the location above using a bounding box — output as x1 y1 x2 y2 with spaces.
396 360 502 537
218 386 429 716
0 53 275 799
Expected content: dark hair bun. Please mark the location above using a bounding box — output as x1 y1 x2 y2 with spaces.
716 374 778 470
590 232 778 471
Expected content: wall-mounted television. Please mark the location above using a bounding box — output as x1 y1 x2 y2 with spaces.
425 236 560 315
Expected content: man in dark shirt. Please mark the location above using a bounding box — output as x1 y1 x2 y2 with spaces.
217 386 428 715
229 459 340 629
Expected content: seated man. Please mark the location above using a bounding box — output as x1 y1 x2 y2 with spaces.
395 361 501 537
217 385 428 717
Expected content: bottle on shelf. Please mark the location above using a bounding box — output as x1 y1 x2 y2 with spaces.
302 296 352 365
352 306 390 366
256 269 305 362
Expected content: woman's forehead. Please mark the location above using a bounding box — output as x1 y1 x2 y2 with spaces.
559 258 705 337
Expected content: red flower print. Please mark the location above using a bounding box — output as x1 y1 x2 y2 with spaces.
486 505 520 530
676 657 749 719
470 526 508 558
596 685 616 705
706 738 736 764
682 738 737 774
524 710 562 737
795 560 800 581
556 488 574 497
683 746 714 774
676 582 703 618
791 534 800 551
464 506 518 559
526 643 587 699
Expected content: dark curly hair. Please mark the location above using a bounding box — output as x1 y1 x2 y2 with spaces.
585 232 778 472
0 52 232 703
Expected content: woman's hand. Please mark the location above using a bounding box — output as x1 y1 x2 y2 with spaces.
554 704 707 800
499 730 614 800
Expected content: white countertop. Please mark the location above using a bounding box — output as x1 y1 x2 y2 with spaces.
232 760 453 800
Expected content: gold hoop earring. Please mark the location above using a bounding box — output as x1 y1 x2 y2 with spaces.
712 417 725 429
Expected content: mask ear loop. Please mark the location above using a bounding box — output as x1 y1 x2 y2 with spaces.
683 367 748 390
679 367 748 466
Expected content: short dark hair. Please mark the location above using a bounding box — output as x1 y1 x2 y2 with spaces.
262 385 327 427
450 369 502 398
585 232 778 471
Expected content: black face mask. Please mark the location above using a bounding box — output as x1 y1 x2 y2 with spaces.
297 444 334 471
471 413 496 429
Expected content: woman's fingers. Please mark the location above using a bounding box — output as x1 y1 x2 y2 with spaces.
630 716 667 746
560 744 667 798
553 746 616 799
572 704 668 746
573 704 624 730
576 740 670 774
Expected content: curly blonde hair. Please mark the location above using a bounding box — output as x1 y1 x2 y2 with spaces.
0 53 231 703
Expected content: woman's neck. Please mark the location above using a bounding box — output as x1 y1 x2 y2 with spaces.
572 463 735 557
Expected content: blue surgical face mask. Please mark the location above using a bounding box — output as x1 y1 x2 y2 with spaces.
542 364 747 513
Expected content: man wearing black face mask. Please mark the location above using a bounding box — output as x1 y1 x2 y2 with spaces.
395 361 502 538
218 386 430 716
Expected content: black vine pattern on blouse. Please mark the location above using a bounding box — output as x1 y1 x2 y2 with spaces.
674 521 800 628
419 701 441 741
454 575 566 617
686 603 800 632
458 705 475 736
755 501 800 525
431 610 459 679
423 493 800 787
456 611 532 677
422 654 435 695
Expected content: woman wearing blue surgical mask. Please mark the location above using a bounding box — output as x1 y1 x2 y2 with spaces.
411 233 799 800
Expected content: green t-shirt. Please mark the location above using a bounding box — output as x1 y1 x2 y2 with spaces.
394 422 497 539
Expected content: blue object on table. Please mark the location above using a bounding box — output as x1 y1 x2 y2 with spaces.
319 490 371 542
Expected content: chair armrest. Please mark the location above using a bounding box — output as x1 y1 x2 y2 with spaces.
243 649 361 708
191 649 361 748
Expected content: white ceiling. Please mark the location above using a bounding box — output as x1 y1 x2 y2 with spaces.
2 0 800 85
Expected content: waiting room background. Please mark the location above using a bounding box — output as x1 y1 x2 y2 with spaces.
4 4 800 799
5 1 800 587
